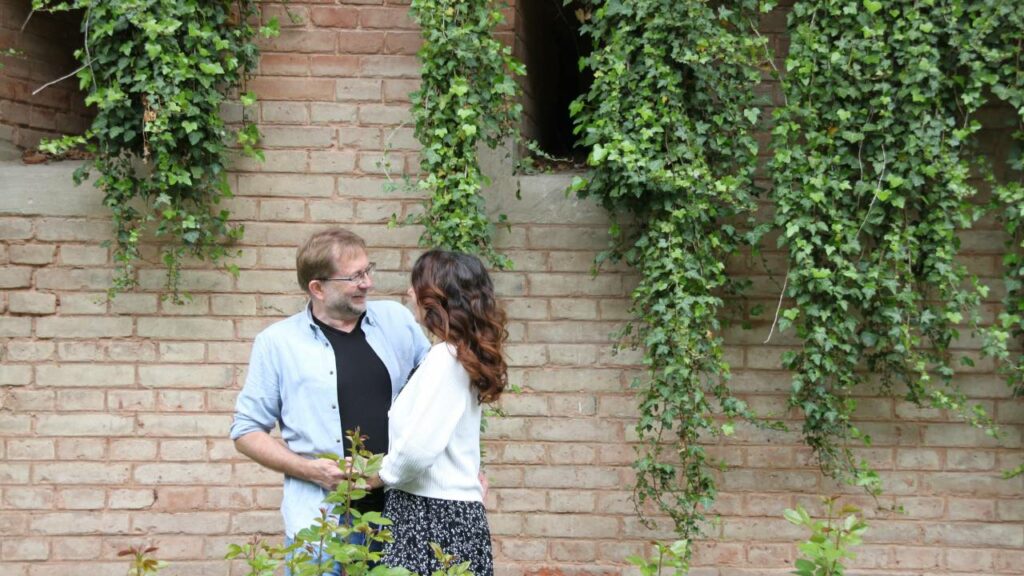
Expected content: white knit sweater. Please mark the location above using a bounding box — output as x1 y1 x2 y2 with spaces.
379 342 483 501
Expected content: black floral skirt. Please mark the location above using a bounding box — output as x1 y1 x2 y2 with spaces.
381 489 494 576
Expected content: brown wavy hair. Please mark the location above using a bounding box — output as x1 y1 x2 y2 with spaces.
412 250 508 402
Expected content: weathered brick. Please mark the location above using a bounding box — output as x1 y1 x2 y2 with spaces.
338 30 385 53
36 364 134 387
335 78 383 101
34 218 111 242
2 538 49 561
59 245 108 266
109 439 158 461
357 104 412 125
258 53 309 75
9 244 54 264
36 414 134 437
309 54 360 77
157 391 207 412
30 513 130 535
0 218 33 239
36 316 132 338
310 6 358 27
308 151 358 174
136 414 232 438
107 390 156 411
0 266 32 288
3 488 53 509
57 293 107 314
56 389 106 411
56 438 106 460
0 364 32 386
35 463 130 485
523 514 619 539
238 173 334 197
359 7 417 29
261 29 337 53
108 489 156 510
56 488 107 510
137 318 234 340
358 54 420 78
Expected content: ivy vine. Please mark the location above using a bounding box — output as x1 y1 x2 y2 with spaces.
569 0 774 539
35 0 276 299
977 0 1024 398
770 0 1024 487
572 0 1024 540
405 0 524 269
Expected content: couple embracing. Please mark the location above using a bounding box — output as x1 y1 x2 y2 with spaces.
229 227 506 575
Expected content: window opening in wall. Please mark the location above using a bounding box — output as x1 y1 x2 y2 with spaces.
516 0 592 167
0 3 91 160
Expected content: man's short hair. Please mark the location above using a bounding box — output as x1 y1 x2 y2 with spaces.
296 228 367 293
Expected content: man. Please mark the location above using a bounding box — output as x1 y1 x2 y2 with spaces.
230 227 430 552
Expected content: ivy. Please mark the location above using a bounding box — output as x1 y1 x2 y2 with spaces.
977 0 1024 398
569 0 774 539
406 0 524 268
35 0 275 299
770 0 1022 484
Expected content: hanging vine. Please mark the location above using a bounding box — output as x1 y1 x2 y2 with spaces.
976 0 1024 399
769 0 1024 485
569 0 775 538
34 0 275 299
406 0 524 268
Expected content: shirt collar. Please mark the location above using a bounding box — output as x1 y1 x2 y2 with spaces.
304 300 378 332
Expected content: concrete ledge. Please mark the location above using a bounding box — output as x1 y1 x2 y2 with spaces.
0 160 106 217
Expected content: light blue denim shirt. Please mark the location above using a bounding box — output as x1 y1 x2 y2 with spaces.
230 299 430 538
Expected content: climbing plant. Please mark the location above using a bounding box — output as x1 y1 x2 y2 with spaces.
34 0 275 299
406 0 524 269
568 0 775 539
769 0 1024 487
572 0 1024 542
976 0 1024 398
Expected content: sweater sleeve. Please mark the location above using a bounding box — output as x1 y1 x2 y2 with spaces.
379 346 470 487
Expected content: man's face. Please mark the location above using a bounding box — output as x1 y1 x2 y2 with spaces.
320 249 374 319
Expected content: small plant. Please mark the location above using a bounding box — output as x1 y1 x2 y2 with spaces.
118 545 165 576
784 497 867 576
626 540 690 576
225 536 283 576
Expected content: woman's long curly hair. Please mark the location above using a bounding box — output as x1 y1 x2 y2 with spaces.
412 249 508 403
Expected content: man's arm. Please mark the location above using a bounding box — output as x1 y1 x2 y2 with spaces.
234 431 347 491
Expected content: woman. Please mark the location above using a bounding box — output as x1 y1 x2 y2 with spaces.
367 249 507 576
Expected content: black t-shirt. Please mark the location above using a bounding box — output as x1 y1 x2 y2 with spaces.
313 313 391 513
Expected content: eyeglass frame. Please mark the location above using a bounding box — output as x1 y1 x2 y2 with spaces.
316 262 376 284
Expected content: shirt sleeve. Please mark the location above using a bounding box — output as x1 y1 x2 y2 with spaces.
229 333 282 440
379 347 470 486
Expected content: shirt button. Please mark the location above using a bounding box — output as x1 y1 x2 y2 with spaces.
336 439 341 443
329 370 334 375
331 405 337 410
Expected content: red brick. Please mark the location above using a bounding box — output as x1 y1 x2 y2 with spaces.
359 7 417 29
311 7 359 28
385 31 422 55
258 53 309 76
247 77 335 101
337 30 385 53
260 29 336 53
310 54 360 77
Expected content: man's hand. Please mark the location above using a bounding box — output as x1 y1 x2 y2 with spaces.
305 458 348 491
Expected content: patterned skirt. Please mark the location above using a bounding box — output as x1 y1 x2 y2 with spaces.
381 489 494 576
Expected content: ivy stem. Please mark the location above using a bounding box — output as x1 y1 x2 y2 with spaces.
32 60 92 95
763 268 789 344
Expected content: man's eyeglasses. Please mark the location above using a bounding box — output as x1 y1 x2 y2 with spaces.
318 262 376 284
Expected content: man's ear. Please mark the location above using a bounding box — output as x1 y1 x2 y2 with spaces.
307 280 324 300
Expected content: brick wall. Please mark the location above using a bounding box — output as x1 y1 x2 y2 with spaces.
1 2 1022 575
0 0 92 151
